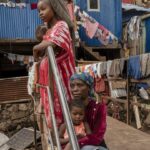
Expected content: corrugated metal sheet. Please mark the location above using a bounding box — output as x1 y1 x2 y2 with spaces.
76 0 122 46
0 4 42 39
145 18 150 53
0 76 30 102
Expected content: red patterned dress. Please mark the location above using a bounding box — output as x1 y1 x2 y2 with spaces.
39 21 75 127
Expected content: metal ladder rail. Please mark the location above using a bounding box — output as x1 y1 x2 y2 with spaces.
35 84 60 150
47 46 80 150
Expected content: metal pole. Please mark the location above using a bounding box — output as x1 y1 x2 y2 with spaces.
36 84 60 150
47 46 80 150
46 86 61 150
44 116 55 150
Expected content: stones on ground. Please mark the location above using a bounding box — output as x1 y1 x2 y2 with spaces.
0 132 9 150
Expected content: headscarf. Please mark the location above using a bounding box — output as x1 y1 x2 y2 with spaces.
70 72 94 97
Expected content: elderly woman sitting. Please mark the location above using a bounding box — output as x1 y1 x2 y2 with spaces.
70 73 108 150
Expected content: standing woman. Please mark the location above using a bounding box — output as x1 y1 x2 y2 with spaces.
33 0 75 129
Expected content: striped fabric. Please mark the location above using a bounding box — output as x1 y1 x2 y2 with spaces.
39 21 75 127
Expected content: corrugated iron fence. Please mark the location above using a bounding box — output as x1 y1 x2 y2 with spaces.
0 76 30 103
0 4 42 39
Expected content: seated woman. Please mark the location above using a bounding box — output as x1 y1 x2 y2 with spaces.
70 73 108 150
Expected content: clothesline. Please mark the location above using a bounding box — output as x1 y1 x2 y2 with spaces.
76 53 150 80
76 53 150 99
77 52 150 67
0 49 34 64
0 49 32 56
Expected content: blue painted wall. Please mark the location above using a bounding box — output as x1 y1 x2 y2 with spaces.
145 18 150 53
76 0 122 46
0 4 42 39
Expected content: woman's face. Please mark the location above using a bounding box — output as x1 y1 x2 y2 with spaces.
70 79 89 100
37 0 55 23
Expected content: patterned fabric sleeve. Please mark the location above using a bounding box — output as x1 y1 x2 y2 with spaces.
44 21 72 53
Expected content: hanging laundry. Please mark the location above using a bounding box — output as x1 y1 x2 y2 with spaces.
29 56 34 64
94 76 105 93
140 53 149 77
119 59 125 77
128 55 142 79
84 18 98 39
97 62 107 77
16 55 24 62
16 2 26 8
109 59 121 77
106 60 113 77
5 1 15 7
95 24 110 45
7 53 16 64
30 3 37 9
75 5 118 46
128 16 141 40
0 0 26 8
4 51 34 65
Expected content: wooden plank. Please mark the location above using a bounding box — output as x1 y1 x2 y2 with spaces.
133 96 142 129
0 39 38 44
105 116 150 150
0 99 31 104
80 42 102 61
103 96 127 104
130 78 150 83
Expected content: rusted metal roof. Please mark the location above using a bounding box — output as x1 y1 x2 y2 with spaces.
0 76 30 103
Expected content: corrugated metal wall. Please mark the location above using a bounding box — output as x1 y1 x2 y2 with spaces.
0 4 42 39
145 18 150 53
0 76 30 102
76 0 122 46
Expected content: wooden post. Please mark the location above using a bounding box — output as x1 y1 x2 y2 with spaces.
126 59 130 124
133 96 142 129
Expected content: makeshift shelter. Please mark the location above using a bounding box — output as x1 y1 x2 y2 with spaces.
0 0 40 102
122 3 150 56
75 0 122 47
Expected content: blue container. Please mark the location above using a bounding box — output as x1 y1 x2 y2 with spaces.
75 0 122 46
0 4 42 39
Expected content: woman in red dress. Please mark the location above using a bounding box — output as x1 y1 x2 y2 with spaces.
33 0 75 128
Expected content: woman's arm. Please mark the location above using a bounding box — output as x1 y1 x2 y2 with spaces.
78 103 107 147
33 41 56 61
84 122 92 134
59 123 70 145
